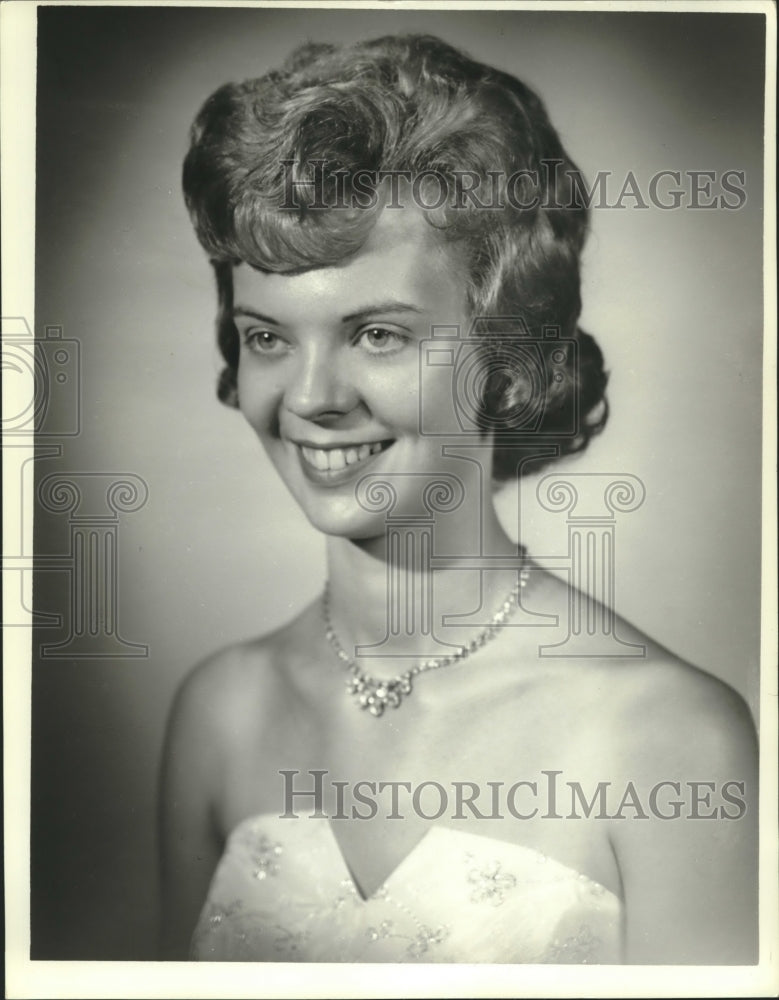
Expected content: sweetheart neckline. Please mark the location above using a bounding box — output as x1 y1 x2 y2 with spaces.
224 810 623 906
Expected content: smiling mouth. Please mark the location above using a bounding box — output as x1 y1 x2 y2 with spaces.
296 440 394 475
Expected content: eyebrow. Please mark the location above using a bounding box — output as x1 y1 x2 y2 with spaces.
232 306 282 325
232 302 424 326
341 302 423 324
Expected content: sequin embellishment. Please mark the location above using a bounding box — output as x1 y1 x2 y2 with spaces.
249 834 283 880
466 857 518 906
366 917 450 957
546 924 602 963
190 817 624 963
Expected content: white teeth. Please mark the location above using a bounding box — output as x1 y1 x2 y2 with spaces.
298 442 388 472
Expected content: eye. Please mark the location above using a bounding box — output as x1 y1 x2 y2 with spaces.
355 326 409 355
241 329 289 357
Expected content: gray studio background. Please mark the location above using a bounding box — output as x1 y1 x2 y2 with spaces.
31 7 764 959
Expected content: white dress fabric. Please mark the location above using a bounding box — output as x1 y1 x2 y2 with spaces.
190 813 623 963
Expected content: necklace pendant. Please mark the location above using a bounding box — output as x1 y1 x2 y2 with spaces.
383 684 403 708
352 674 407 715
324 553 529 718
346 675 365 696
359 685 387 715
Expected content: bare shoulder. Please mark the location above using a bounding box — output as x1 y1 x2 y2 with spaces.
586 616 759 963
161 636 276 816
159 604 318 892
530 570 757 775
167 600 319 750
528 574 761 963
171 637 275 728
157 627 290 959
597 644 757 782
158 605 322 958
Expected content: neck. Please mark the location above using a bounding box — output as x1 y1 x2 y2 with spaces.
324 494 524 676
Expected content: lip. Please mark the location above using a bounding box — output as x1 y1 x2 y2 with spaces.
291 437 390 450
290 439 394 486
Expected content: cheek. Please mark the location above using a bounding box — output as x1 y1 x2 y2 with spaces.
362 364 421 431
414 366 457 436
237 366 283 436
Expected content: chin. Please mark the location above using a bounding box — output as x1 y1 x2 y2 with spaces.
293 495 382 541
266 444 397 541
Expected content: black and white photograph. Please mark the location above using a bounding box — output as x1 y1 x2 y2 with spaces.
2 1 777 996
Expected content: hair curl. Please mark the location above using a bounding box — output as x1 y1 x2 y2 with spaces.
183 34 608 480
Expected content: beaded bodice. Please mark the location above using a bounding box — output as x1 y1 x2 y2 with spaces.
190 813 624 963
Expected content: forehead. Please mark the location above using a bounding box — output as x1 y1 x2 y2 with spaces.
232 207 467 323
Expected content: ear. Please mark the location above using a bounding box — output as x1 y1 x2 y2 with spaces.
217 369 240 409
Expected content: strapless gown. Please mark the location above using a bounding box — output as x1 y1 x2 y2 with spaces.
190 813 624 963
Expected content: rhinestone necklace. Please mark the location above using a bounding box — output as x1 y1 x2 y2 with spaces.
322 555 530 717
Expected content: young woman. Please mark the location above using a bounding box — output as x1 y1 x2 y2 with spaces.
159 34 757 964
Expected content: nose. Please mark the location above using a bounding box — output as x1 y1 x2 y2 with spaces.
283 343 359 421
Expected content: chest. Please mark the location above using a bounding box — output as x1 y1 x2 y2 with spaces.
221 680 621 900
